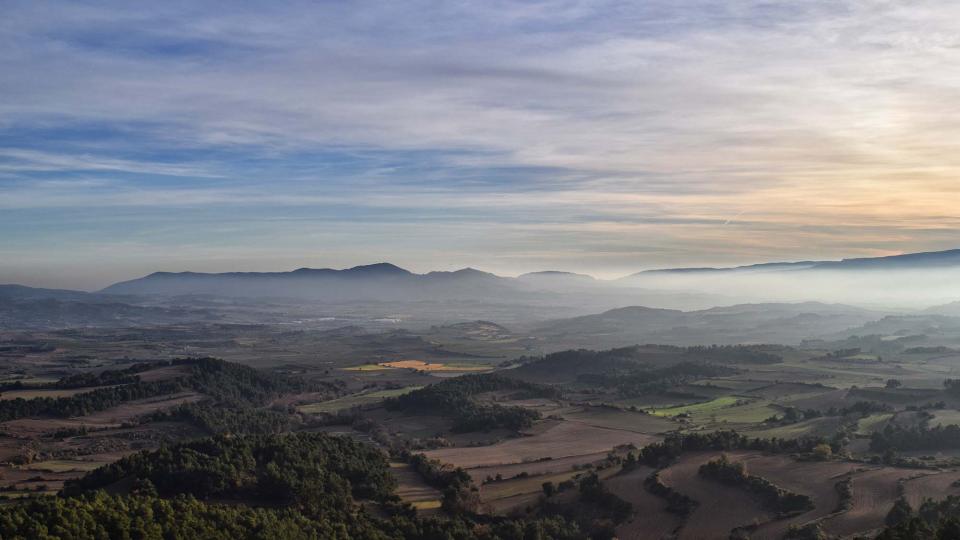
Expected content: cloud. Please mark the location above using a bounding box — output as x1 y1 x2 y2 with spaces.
2 0 960 286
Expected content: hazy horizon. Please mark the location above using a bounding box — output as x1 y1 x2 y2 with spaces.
4 1 960 289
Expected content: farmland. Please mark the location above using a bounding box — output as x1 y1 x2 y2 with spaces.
3 313 960 538
297 386 422 413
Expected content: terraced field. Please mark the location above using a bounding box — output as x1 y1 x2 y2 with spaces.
390 462 442 515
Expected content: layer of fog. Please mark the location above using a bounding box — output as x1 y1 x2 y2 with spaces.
618 269 960 311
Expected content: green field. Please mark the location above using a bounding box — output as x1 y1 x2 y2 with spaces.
341 364 394 371
648 395 780 426
855 413 895 435
930 409 960 427
648 396 741 417
298 386 422 413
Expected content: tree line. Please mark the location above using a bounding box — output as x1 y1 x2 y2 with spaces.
698 454 813 516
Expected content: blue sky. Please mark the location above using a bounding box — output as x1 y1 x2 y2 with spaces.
3 1 960 289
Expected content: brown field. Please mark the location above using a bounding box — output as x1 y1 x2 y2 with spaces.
486 491 542 514
79 392 205 425
1 417 94 438
482 466 620 515
781 388 850 410
730 452 862 539
0 387 104 401
0 438 24 461
607 467 683 540
902 470 960 510
746 382 831 400
658 452 772 540
0 392 204 437
424 420 661 469
390 462 442 516
364 409 451 439
135 364 189 382
481 469 582 503
486 398 570 417
464 451 610 485
0 466 80 495
0 454 124 496
822 467 926 538
561 407 677 434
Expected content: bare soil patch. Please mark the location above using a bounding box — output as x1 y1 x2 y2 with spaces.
465 451 610 485
79 392 205 425
607 466 683 540
135 364 190 382
822 467 927 538
0 387 106 401
902 470 960 510
425 420 661 469
561 407 676 434
730 452 861 539
658 452 772 540
0 392 204 437
783 388 850 410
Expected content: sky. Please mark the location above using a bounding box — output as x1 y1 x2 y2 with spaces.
2 1 960 290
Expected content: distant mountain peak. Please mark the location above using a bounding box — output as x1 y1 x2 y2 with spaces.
425 267 500 279
289 262 411 275
343 262 412 275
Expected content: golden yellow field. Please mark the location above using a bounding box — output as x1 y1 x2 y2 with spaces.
342 360 493 372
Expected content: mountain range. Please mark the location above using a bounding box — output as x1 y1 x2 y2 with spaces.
88 247 960 298
1 247 959 329
629 248 960 276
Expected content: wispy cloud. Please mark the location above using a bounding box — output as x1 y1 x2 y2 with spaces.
2 0 960 287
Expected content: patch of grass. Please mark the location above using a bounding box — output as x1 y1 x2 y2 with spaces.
930 409 960 427
442 362 494 370
341 364 394 371
411 500 442 510
855 413 895 435
649 396 741 417
710 400 782 424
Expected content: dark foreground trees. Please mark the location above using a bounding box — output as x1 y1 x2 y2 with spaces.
1 431 600 540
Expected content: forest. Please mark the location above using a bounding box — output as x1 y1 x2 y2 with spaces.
384 373 555 432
